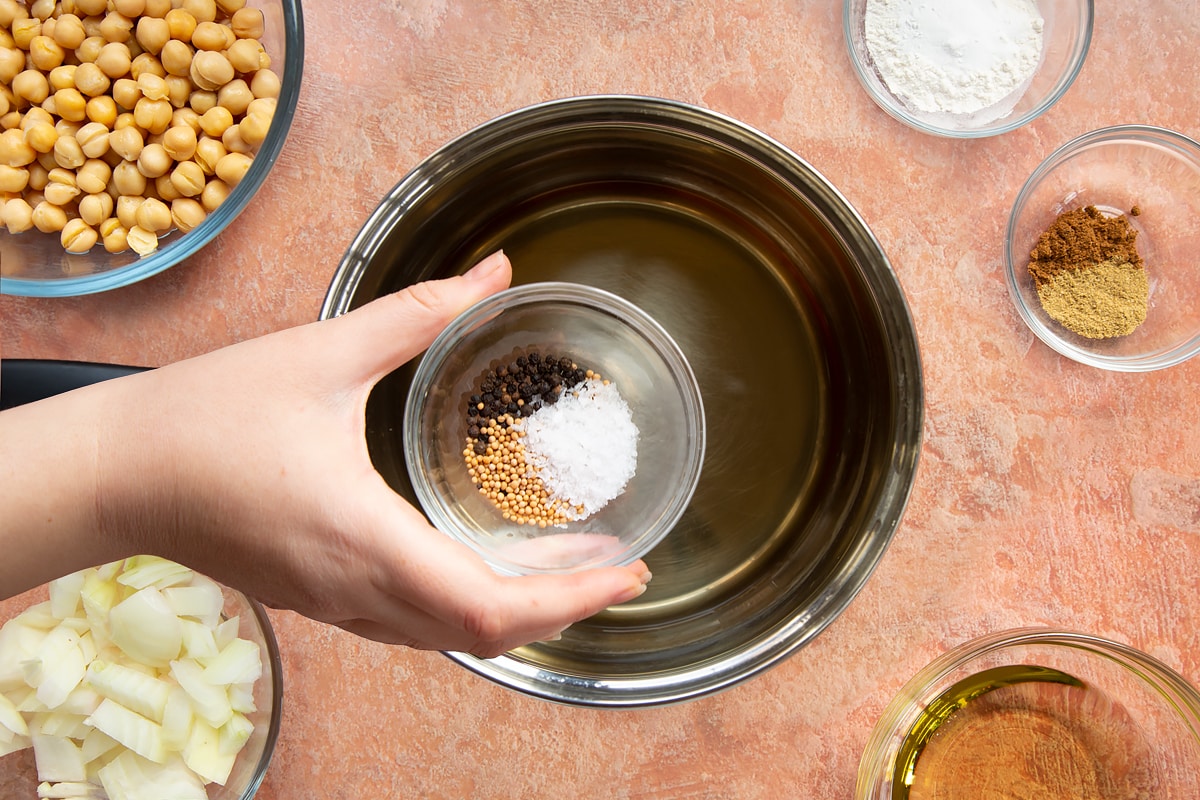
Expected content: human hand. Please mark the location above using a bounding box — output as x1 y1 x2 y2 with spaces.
0 252 650 657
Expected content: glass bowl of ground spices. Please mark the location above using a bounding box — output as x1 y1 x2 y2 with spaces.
1005 125 1200 371
403 281 705 576
856 628 1200 799
843 0 1092 137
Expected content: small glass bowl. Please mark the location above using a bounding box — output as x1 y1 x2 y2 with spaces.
843 0 1092 137
404 282 705 576
1005 125 1200 371
0 0 304 297
857 628 1200 799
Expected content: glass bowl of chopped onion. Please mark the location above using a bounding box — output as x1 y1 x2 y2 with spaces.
404 281 706 576
856 628 1200 799
842 0 1092 137
0 0 303 297
1005 125 1200 371
0 556 282 799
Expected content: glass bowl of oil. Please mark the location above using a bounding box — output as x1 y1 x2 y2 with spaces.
857 628 1200 799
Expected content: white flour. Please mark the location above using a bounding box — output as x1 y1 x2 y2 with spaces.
864 0 1045 119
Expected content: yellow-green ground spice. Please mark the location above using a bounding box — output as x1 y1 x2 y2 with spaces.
1035 257 1149 339
1027 205 1149 339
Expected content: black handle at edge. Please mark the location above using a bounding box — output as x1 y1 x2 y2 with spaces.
1 359 150 411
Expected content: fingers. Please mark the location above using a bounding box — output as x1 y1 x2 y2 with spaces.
328 251 513 382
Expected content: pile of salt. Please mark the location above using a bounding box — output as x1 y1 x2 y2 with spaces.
520 379 638 519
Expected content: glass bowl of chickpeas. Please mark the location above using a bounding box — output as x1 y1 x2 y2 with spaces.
0 0 302 296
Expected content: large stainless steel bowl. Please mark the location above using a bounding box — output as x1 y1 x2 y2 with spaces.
321 96 923 707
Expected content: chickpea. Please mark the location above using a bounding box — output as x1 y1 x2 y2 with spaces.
49 65 78 93
29 0 55 21
54 88 87 122
52 14 87 50
61 217 98 252
230 7 263 40
135 15 169 54
214 150 250 187
102 221 129 253
136 72 170 101
0 127 36 166
113 0 147 18
29 35 64 72
153 172 180 201
23 121 58 153
37 150 58 172
0 163 28 192
99 12 134 44
126 224 157 255
164 74 190 108
0 47 24 84
43 178 80 206
0 111 19 131
95 42 132 80
170 196 205 231
188 89 216 114
161 123 196 160
159 39 192 77
182 0 217 24
133 96 171 133
189 50 232 92
112 159 146 194
115 193 140 228
73 62 111 97
41 95 59 118
135 141 169 177
250 68 281 100
26 160 48 191
31 199 67 233
225 38 263 74
192 134 224 174
75 36 104 64
78 190 113 225
220 122 250 154
215 0 246 13
130 53 166 80
216 78 252 115
76 158 111 193
142 0 172 18
86 95 118 127
75 121 109 158
13 69 51 105
164 9 196 42
168 158 203 196
190 20 226 52
53 134 85 168
2 196 34 233
113 111 138 131
169 106 201 132
112 77 140 110
238 110 271 147
198 104 231 137
245 96 275 121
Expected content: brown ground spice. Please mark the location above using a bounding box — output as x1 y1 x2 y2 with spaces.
1027 205 1143 288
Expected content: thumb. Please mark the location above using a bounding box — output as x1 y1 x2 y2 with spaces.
330 251 513 381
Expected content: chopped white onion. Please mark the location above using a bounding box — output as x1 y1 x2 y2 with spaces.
1 559 266 800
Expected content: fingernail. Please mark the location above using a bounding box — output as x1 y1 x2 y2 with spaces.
615 582 647 605
637 569 653 585
540 632 563 642
463 250 506 281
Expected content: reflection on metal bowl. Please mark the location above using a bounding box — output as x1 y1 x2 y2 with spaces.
320 96 923 707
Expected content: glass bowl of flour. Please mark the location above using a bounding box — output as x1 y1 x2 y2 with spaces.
404 282 706 576
843 0 1093 137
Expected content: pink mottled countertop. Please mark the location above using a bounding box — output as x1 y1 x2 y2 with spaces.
3 3 1200 798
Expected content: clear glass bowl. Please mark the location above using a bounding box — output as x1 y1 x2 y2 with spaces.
0 0 304 297
857 628 1200 799
843 0 1092 138
1005 125 1200 371
404 281 706 576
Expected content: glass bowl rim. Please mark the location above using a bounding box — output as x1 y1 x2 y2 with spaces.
841 0 1095 139
1003 123 1200 371
237 592 284 799
0 0 306 298
402 280 707 576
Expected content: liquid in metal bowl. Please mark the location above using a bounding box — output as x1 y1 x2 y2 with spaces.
321 96 923 707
